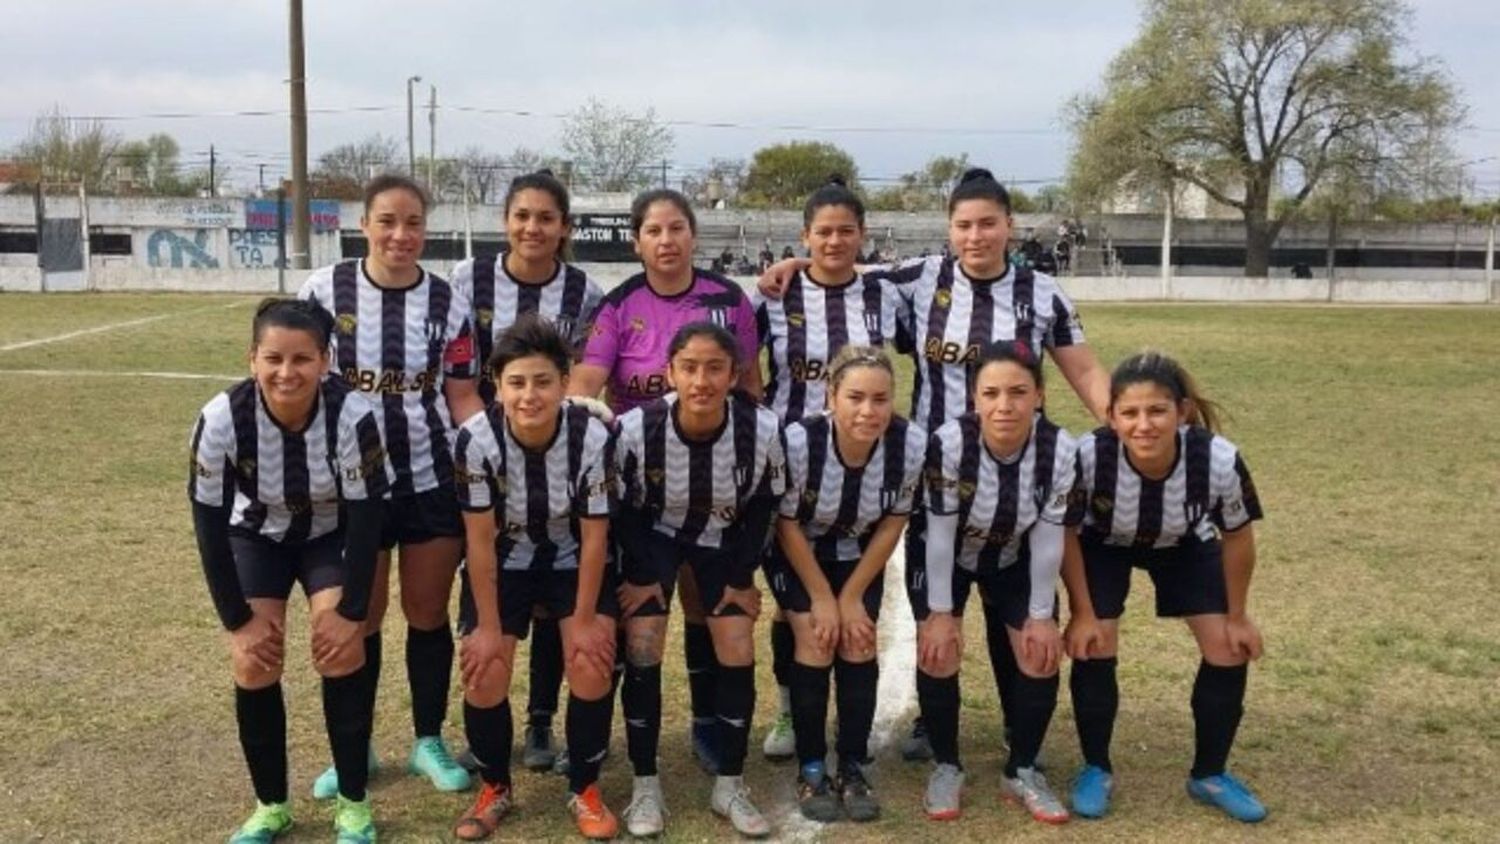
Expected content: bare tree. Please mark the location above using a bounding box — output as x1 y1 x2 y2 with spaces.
312 134 402 199
10 108 121 193
559 98 674 192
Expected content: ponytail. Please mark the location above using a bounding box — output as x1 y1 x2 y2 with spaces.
1109 350 1222 433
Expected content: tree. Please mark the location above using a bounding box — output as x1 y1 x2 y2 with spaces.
10 108 121 193
559 98 674 192
864 154 969 212
1066 0 1462 275
312 134 401 199
115 133 187 195
741 142 859 208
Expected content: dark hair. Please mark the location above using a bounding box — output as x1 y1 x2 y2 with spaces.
803 174 866 228
667 321 740 368
504 169 573 259
1109 350 1222 432
488 313 573 380
947 167 1012 216
827 344 893 391
630 188 697 236
251 297 334 351
363 173 430 214
973 339 1044 390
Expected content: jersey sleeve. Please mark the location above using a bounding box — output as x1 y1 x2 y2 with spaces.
613 412 644 508
335 396 391 501
923 428 962 516
1063 437 1092 527
187 397 233 508
758 421 788 499
1210 446 1263 532
452 421 500 512
1043 283 1086 349
753 295 771 345
577 279 607 351
297 268 331 311
1039 432 1078 525
442 282 477 379
574 419 616 518
778 424 806 519
891 425 928 515
581 295 621 372
732 295 760 369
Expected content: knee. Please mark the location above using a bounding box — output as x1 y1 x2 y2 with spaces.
464 672 508 709
711 626 755 667
566 663 612 700
401 594 450 630
314 643 366 680
233 658 284 690
835 642 875 665
625 622 666 667
794 641 834 668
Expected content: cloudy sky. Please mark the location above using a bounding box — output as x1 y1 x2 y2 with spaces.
7 0 1498 195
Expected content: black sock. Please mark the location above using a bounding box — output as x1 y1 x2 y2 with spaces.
1190 661 1248 779
771 619 794 695
566 693 613 794
715 664 756 777
528 617 563 730
834 658 879 766
916 670 961 767
1070 658 1118 772
622 662 662 776
463 699 513 787
406 624 454 738
789 661 831 766
323 671 373 800
235 683 288 805
363 631 383 710
684 622 717 724
982 602 1019 731
1004 672 1059 776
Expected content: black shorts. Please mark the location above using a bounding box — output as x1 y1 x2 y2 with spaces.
230 528 344 600
621 528 751 618
765 549 883 622
457 565 621 639
381 486 464 549
1081 536 1228 619
904 529 1035 631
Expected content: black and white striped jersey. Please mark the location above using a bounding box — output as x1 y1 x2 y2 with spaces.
1068 426 1262 548
299 259 476 496
779 413 926 563
450 254 604 396
188 377 391 543
876 256 1085 431
753 270 906 422
923 413 1078 572
451 403 614 571
615 392 786 549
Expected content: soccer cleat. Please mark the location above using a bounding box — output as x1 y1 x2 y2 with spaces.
567 782 620 840
837 761 881 823
312 745 380 801
923 763 965 820
1187 772 1268 823
551 747 570 776
1071 765 1114 819
407 736 472 792
227 801 292 844
1002 766 1070 824
622 775 667 838
453 781 514 841
795 761 841 823
333 795 376 844
455 746 480 773
761 712 796 760
690 718 721 775
711 775 772 838
901 717 934 762
522 723 558 771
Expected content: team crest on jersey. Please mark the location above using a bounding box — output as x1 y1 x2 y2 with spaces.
787 313 805 327
801 489 819 506
934 288 952 310
424 317 448 343
554 316 576 338
646 467 665 486
879 487 900 510
336 313 357 335
1015 300 1034 322
957 480 976 501
477 308 493 329
708 307 729 328
864 311 882 335
1183 500 1206 524
733 463 752 489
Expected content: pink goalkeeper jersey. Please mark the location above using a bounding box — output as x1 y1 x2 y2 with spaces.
582 270 759 414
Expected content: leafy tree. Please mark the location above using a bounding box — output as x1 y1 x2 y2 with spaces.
115 133 188 195
559 98 674 192
741 141 859 208
1066 0 1462 275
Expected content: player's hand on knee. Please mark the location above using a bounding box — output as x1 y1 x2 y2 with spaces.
1064 613 1105 661
231 611 285 674
838 596 876 655
460 625 505 690
918 612 961 675
311 608 363 668
810 595 841 653
568 612 616 679
1225 615 1263 662
617 582 665 619
1021 617 1062 677
714 585 762 619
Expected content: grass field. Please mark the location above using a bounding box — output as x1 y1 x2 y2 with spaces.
1 293 1498 843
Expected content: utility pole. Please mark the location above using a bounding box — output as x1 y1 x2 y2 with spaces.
288 0 311 269
406 75 422 178
208 145 216 197
258 163 267 196
427 84 437 192
661 159 668 190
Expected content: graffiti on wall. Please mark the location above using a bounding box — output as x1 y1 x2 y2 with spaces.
228 229 280 268
145 229 220 268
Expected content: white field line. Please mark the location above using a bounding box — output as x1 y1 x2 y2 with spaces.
0 368 238 381
0 299 249 353
766 540 918 842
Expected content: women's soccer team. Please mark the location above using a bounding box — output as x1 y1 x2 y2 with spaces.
191 167 1269 843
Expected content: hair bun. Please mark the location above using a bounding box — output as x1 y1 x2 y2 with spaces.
535 167 555 178
826 173 847 188
959 167 996 184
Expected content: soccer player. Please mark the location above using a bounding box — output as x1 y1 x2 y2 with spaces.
299 174 482 798
450 169 605 774
759 167 1109 764
753 178 910 759
909 341 1077 825
189 298 390 844
448 315 620 840
571 189 762 775
612 322 785 838
771 345 925 823
1062 351 1267 823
